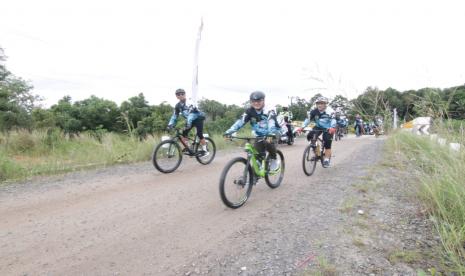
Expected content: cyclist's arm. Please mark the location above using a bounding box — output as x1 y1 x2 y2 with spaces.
225 113 250 135
168 106 180 127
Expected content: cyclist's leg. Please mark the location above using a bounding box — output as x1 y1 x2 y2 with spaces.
265 140 277 159
181 125 193 145
194 118 206 144
254 139 267 160
322 131 333 160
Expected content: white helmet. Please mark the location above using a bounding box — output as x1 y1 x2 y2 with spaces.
315 96 329 104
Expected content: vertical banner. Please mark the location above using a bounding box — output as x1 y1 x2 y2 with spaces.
191 18 203 108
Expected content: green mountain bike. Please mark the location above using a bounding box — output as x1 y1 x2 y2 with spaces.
219 136 285 209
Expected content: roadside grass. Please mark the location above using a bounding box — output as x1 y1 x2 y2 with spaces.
387 128 465 274
303 256 338 276
338 196 357 214
0 130 234 183
388 250 421 264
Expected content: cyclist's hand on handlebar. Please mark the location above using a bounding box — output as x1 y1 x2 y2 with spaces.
166 125 174 131
328 127 336 135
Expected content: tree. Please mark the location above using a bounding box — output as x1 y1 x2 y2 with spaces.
74 95 120 131
0 47 39 131
120 93 152 132
330 95 352 114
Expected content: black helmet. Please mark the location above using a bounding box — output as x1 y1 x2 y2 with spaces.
175 88 186 95
250 91 265 101
283 106 289 111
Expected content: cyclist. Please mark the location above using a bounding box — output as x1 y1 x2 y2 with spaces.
354 114 364 136
224 91 281 171
302 96 336 168
335 112 347 137
278 106 294 142
167 88 208 154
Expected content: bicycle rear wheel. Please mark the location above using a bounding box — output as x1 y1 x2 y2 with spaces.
265 150 285 188
195 137 216 165
219 157 253 209
302 144 318 176
152 140 182 173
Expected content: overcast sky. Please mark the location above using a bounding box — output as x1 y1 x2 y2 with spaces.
1 0 464 108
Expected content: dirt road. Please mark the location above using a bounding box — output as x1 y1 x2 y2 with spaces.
0 135 438 275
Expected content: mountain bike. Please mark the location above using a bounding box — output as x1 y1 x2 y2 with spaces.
302 130 329 176
334 125 344 141
152 128 216 173
219 136 285 209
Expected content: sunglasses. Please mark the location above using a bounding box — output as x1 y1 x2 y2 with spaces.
176 92 185 96
250 99 264 103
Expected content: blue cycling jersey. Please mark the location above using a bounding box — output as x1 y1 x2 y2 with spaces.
302 108 336 129
168 101 205 127
225 107 280 137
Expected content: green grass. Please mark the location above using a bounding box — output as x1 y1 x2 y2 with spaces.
0 130 234 183
386 127 465 274
388 250 421 264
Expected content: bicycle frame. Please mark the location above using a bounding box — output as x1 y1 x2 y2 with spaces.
244 142 267 178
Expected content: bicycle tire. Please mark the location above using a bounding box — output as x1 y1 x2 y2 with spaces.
302 144 318 176
195 137 217 165
152 140 182 173
219 157 254 209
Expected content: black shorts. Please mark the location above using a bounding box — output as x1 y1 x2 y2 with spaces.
307 128 332 149
182 118 205 139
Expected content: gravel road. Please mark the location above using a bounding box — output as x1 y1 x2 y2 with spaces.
0 135 440 275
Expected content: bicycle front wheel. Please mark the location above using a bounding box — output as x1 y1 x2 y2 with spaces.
302 144 318 176
219 157 253 209
152 140 182 173
265 150 285 188
195 137 216 165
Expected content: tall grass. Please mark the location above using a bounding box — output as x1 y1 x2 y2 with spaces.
0 129 160 182
0 129 234 182
387 127 465 273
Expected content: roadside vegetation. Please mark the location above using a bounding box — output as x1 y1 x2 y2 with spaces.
387 122 465 274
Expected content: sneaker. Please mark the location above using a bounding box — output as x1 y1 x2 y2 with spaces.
322 158 330 168
269 158 280 171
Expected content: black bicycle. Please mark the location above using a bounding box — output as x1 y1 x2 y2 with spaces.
219 136 285 209
152 128 216 173
334 125 344 141
302 130 328 176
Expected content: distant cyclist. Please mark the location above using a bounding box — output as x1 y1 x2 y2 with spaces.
302 96 336 168
167 88 208 155
278 106 294 143
335 112 347 136
354 114 364 137
224 91 281 171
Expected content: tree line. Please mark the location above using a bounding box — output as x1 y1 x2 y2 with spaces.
1 47 464 139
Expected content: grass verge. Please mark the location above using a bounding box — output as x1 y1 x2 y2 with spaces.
0 130 233 183
386 128 465 274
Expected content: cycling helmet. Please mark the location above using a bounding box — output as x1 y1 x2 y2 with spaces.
250 91 266 101
175 88 186 95
315 96 328 104
283 106 289 111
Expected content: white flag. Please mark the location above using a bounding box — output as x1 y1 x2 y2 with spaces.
191 18 203 108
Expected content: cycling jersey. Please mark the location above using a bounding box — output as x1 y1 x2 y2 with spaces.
225 107 280 137
302 109 336 130
168 101 205 127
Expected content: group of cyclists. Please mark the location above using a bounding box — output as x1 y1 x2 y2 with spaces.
166 88 339 170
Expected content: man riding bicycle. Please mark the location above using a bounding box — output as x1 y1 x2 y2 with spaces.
302 96 336 168
167 88 208 155
335 112 347 136
354 114 364 136
224 91 281 171
278 106 294 142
